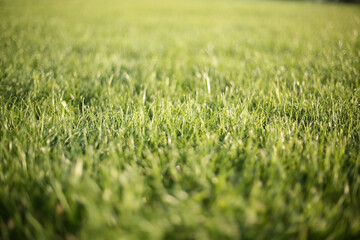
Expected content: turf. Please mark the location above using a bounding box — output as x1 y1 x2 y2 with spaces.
1 0 360 239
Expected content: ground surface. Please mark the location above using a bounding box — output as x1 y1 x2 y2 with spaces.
1 0 360 239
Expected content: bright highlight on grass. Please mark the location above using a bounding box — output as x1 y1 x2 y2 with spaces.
0 0 360 239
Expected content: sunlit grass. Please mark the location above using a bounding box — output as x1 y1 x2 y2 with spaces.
1 0 360 239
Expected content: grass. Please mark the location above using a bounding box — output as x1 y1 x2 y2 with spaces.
1 0 360 239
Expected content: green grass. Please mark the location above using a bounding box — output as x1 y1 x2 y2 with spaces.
1 0 360 239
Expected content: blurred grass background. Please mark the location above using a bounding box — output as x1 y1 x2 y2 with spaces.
1 0 360 239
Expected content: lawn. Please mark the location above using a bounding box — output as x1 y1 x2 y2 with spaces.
0 0 360 239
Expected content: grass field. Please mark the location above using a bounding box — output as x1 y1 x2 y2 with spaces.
1 0 360 239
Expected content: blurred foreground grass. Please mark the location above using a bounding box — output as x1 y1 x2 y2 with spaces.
1 0 360 239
